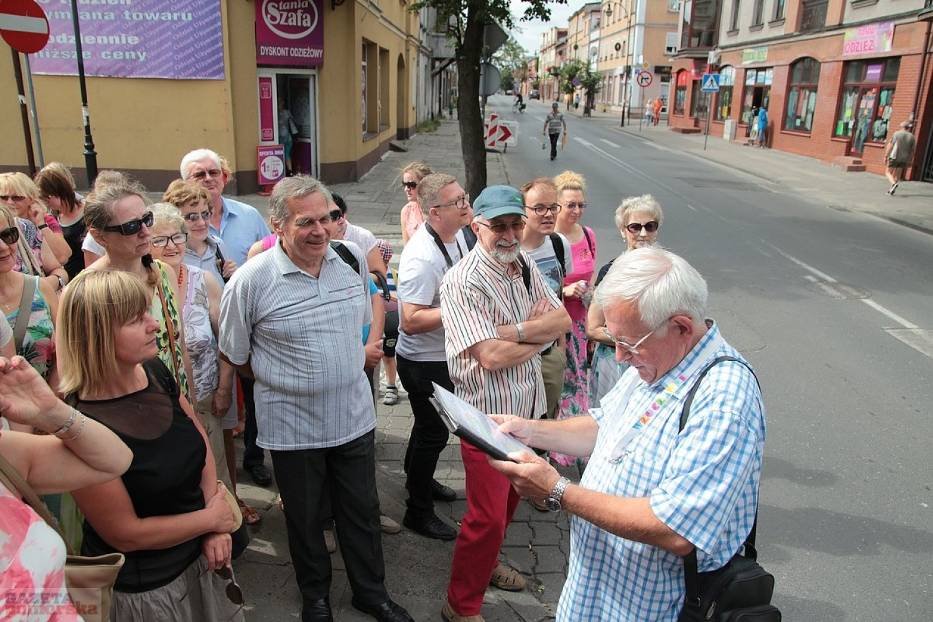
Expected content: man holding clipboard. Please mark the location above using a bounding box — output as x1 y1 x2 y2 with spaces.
439 185 570 622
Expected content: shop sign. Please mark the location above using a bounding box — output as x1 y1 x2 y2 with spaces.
258 77 276 142
256 0 324 67
741 47 768 65
30 0 225 79
258 145 287 186
843 21 894 57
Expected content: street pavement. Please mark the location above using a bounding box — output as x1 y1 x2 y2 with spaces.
232 96 933 621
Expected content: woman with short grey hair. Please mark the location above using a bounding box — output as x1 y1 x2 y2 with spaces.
586 194 665 407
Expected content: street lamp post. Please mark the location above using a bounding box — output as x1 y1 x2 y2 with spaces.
70 0 98 186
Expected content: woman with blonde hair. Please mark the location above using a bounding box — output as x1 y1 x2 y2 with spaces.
162 180 236 285
57 270 243 620
0 172 71 266
35 163 86 279
84 183 194 400
399 161 432 243
586 194 664 406
552 170 596 466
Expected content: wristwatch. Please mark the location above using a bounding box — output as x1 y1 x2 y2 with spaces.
544 476 571 512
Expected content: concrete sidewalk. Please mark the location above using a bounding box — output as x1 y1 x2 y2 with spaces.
574 108 933 236
231 120 575 621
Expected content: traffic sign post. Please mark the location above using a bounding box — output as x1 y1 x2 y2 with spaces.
636 71 653 88
700 73 720 151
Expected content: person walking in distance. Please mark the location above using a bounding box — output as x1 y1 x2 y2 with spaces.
884 121 916 196
652 97 663 126
543 102 567 162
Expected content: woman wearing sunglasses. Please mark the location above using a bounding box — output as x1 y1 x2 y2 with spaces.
84 183 194 401
586 194 664 407
552 170 597 467
399 161 432 244
56 270 243 620
0 172 72 268
162 180 236 287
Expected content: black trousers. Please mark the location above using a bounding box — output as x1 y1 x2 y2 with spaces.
549 132 560 159
240 375 265 469
397 355 453 518
270 430 388 613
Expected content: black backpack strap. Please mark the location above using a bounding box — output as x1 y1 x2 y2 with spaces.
548 233 566 278
518 256 531 294
680 355 762 609
329 240 360 274
460 225 477 251
371 270 390 300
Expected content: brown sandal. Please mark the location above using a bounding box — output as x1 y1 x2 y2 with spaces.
237 499 262 525
489 563 526 592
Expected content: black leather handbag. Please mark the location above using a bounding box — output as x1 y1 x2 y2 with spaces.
677 357 781 622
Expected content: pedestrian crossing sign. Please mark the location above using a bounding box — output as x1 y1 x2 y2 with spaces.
701 73 720 93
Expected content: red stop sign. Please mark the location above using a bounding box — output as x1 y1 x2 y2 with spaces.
0 0 50 54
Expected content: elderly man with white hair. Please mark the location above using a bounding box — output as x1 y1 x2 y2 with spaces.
490 247 766 621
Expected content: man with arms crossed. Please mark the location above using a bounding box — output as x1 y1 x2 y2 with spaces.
490 247 765 621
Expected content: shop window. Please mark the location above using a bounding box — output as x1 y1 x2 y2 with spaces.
834 58 899 154
674 70 688 114
751 0 765 26
784 58 820 133
690 78 709 117
715 66 735 121
379 47 390 130
362 40 379 136
740 67 772 124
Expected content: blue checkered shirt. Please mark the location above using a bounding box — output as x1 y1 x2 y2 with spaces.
557 321 765 621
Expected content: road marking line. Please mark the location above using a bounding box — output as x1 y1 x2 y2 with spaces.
767 243 920 331
686 204 698 212
600 139 621 148
884 329 933 358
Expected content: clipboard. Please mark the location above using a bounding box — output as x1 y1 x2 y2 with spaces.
430 383 532 463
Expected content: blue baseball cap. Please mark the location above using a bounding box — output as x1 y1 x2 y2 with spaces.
472 185 526 220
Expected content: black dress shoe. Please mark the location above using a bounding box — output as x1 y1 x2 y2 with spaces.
403 512 458 541
246 464 272 487
302 596 333 621
431 479 457 502
351 598 414 622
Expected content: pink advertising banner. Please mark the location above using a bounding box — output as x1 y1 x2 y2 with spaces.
842 22 894 58
258 77 275 142
257 145 286 186
255 0 324 67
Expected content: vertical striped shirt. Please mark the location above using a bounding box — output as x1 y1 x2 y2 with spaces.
219 240 374 450
440 245 562 419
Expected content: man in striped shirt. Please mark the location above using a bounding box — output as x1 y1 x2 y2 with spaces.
439 185 570 622
219 177 413 622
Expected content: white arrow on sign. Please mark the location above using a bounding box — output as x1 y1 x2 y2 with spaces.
0 13 47 33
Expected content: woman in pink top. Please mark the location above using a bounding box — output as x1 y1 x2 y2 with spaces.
399 162 432 244
552 170 596 466
0 353 133 620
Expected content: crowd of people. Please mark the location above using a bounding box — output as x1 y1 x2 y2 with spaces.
0 151 766 622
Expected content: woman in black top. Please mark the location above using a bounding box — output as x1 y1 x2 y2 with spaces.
34 164 86 280
61 270 243 620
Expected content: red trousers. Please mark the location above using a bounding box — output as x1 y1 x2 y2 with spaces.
447 440 522 615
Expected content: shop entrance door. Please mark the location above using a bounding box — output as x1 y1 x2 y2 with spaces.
922 123 933 182
847 87 878 157
257 69 319 177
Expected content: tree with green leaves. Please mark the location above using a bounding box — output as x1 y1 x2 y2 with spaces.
410 0 562 199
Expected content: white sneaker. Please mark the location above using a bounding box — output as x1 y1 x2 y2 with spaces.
383 386 399 405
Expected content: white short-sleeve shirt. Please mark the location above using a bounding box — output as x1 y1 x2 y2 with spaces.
525 233 573 299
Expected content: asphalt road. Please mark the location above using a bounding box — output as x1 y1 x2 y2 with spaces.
488 94 933 621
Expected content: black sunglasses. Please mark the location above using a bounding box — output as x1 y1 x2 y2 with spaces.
401 181 418 190
102 211 154 236
0 225 20 246
214 565 244 605
626 221 659 234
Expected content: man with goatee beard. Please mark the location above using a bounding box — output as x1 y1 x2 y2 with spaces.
438 185 570 622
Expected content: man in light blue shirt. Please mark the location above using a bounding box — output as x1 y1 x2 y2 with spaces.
181 148 273 487
489 247 765 621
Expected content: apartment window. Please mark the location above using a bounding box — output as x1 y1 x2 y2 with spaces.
715 66 735 121
729 0 741 31
665 32 678 55
681 0 719 48
379 47 390 129
834 58 899 153
674 70 688 114
784 58 820 133
799 0 828 32
740 67 772 124
752 0 765 25
772 0 785 20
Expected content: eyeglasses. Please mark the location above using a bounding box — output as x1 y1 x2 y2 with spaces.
0 226 20 246
602 318 669 355
191 169 223 180
626 221 659 234
183 210 212 223
401 181 418 190
101 211 154 236
564 202 587 211
526 203 561 216
0 195 26 202
214 565 244 605
435 194 470 210
477 219 526 235
151 233 188 247
294 209 342 228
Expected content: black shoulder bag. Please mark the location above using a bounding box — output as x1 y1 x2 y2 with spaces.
678 356 781 622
